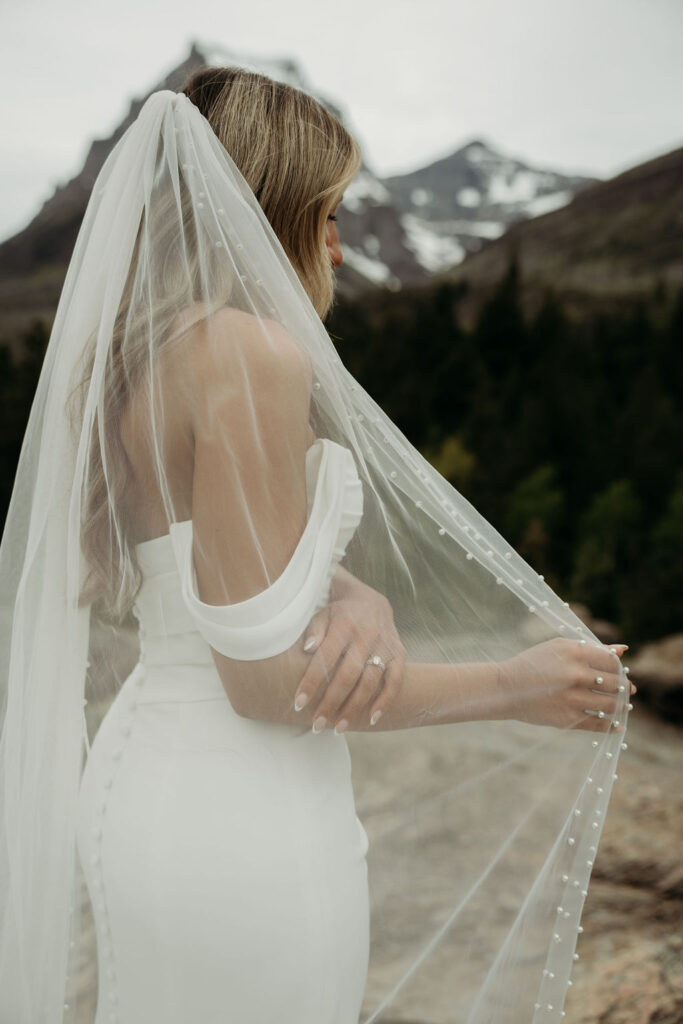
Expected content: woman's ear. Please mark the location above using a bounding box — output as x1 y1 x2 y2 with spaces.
325 217 343 268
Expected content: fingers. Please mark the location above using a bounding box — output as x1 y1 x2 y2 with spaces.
573 713 624 733
316 653 382 731
298 640 405 733
297 644 346 715
586 676 637 699
300 607 330 657
584 642 628 674
294 611 370 722
328 647 405 731
583 666 622 694
573 641 635 697
293 632 347 715
295 587 407 729
366 652 406 727
574 645 634 732
578 659 636 700
580 689 620 716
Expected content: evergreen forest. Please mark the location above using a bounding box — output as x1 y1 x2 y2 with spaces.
328 266 683 644
1 265 681 644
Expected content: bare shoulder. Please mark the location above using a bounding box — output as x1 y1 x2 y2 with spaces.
165 306 314 444
168 305 313 397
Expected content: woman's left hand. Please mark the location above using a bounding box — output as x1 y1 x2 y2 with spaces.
293 570 406 733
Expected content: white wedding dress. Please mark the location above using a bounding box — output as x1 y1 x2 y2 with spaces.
76 438 371 1024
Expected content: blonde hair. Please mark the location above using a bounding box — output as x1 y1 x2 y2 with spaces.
183 65 362 319
73 66 361 619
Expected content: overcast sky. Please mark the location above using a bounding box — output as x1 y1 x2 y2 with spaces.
1 0 682 243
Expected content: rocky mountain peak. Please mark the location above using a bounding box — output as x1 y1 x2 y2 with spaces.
0 43 602 339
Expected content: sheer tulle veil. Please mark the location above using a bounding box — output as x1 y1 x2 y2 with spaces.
0 85 631 1023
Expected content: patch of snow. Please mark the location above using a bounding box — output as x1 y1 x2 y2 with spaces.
341 245 399 287
457 187 481 208
343 171 392 213
488 169 544 205
411 187 433 206
451 220 505 240
400 214 466 272
465 143 494 164
522 190 572 217
363 234 381 257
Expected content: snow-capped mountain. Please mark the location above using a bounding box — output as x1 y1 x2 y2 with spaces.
172 44 430 291
0 42 599 341
333 138 596 291
382 139 598 268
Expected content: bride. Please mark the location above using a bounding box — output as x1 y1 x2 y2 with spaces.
0 66 634 1024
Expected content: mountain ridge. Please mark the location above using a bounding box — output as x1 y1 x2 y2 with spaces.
439 141 683 324
0 42 673 349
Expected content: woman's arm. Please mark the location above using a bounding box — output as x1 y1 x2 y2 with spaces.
183 315 634 736
183 314 409 726
235 650 506 731
235 637 634 736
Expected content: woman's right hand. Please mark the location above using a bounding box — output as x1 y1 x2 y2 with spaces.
499 637 636 732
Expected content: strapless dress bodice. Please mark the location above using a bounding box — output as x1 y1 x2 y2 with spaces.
130 437 364 672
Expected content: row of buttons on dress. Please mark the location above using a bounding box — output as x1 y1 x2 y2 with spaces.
83 607 147 1022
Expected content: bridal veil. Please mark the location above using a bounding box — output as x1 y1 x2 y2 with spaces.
0 85 631 1023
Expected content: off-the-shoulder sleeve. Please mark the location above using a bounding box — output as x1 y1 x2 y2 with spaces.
168 438 363 660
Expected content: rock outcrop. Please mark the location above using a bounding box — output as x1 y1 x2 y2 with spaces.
626 634 683 724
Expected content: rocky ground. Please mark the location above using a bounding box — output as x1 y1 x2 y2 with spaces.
557 702 683 1024
551 631 683 1024
349 700 683 1024
348 624 683 1023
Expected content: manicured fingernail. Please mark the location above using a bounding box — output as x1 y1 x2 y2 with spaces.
294 693 309 711
303 637 318 652
334 719 349 735
312 716 326 733
370 709 383 726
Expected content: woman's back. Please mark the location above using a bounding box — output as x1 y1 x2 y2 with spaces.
118 305 317 546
